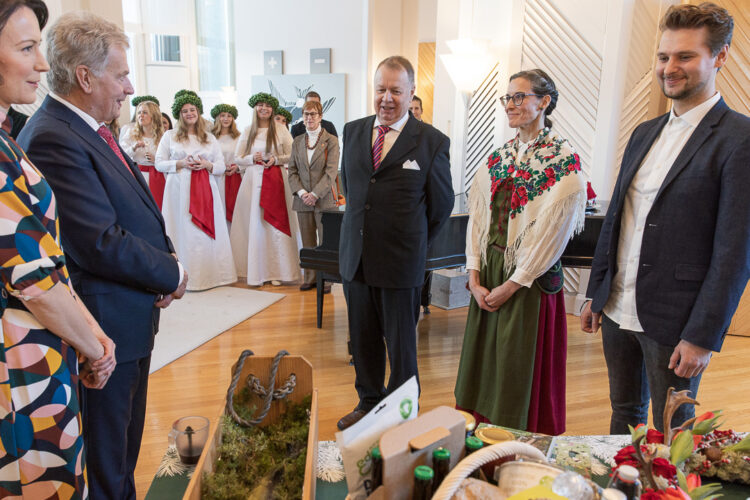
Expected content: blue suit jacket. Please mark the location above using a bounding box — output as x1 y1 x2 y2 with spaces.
587 98 750 352
18 96 179 362
339 115 453 288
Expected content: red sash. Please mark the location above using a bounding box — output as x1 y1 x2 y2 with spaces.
189 169 215 239
137 165 166 210
259 165 291 236
224 170 242 222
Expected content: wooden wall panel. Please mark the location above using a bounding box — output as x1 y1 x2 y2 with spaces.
417 42 436 124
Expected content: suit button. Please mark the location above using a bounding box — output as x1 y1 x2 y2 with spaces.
370 178 376 184
365 204 371 210
360 229 363 236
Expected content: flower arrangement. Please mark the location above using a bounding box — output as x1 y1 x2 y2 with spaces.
612 388 750 499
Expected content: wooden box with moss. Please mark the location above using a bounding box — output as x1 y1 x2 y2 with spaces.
183 351 318 499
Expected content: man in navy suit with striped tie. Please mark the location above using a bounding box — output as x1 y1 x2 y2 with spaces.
336 56 453 430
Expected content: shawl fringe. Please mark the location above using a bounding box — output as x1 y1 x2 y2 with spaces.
503 189 587 276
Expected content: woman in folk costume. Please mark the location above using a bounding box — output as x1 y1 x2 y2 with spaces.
210 103 241 227
155 91 237 290
454 69 586 435
121 99 166 208
230 92 300 286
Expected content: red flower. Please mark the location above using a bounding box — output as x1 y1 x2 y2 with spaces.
510 192 519 210
613 445 640 467
641 488 690 500
517 186 527 197
507 165 515 174
652 457 677 479
543 154 555 160
545 167 555 178
646 429 665 444
546 178 556 188
519 170 531 180
568 164 576 171
686 473 701 491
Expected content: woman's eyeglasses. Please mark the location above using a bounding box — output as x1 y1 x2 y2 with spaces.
303 112 320 118
499 92 544 106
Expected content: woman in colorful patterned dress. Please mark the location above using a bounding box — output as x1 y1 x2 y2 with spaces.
0 1 116 496
454 69 586 435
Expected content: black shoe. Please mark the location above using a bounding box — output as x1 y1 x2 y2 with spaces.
299 282 315 291
323 284 332 294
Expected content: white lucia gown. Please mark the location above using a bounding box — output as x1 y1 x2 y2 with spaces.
229 126 302 286
155 129 238 291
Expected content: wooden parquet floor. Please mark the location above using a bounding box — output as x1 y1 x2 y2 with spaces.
134 283 750 498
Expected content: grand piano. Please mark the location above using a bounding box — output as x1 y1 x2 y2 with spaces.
299 197 608 327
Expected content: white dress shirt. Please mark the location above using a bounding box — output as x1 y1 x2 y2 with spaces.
603 92 722 331
372 112 410 161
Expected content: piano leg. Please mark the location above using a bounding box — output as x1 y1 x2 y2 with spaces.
316 273 325 329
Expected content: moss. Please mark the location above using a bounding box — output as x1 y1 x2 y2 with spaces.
201 391 312 499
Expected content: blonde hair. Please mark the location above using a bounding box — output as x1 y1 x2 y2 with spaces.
242 107 279 156
46 12 129 95
211 113 240 139
131 101 164 145
175 104 209 144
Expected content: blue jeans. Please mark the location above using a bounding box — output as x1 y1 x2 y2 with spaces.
601 315 702 434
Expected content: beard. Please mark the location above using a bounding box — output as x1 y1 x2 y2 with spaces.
660 73 708 101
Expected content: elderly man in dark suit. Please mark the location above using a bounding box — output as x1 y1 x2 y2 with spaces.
582 2 750 433
18 12 188 499
336 56 453 430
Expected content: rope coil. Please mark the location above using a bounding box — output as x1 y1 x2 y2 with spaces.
225 349 296 427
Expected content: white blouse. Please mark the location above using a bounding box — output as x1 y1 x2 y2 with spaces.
120 129 158 166
234 126 293 169
154 130 226 176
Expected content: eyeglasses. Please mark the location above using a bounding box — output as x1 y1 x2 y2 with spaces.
499 92 544 106
303 112 320 118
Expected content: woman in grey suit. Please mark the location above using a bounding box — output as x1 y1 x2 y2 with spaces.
288 100 340 291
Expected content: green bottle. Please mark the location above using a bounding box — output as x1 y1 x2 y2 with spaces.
413 465 434 500
432 447 451 490
465 436 483 479
371 446 383 490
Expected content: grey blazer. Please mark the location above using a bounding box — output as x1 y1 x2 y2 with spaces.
288 128 340 212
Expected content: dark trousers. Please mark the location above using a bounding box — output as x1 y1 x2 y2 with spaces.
601 315 701 434
343 277 421 411
83 355 151 500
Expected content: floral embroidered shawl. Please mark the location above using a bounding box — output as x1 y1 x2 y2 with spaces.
468 127 586 273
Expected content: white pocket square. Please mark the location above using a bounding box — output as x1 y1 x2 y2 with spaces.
402 160 420 170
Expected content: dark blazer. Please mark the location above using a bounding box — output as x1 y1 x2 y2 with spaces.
339 114 453 289
587 98 750 352
288 128 340 211
291 118 337 139
17 96 179 362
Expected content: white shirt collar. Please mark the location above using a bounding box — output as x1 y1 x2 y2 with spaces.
374 111 409 132
668 92 721 128
306 126 322 138
49 92 103 131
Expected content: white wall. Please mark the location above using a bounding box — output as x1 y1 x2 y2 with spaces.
233 0 370 128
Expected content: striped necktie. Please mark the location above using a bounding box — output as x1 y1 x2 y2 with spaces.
372 125 390 170
97 125 135 178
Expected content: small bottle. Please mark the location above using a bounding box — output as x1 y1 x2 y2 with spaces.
607 465 642 500
465 436 483 479
432 447 451 490
371 446 383 490
602 488 627 500
413 465 434 500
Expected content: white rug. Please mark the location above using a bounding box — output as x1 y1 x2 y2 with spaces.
150 287 285 373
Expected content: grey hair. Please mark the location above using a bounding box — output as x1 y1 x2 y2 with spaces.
46 12 129 95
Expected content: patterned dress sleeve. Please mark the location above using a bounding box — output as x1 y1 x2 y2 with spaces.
0 131 68 299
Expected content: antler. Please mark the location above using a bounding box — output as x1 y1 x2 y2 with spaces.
663 387 699 445
632 434 659 490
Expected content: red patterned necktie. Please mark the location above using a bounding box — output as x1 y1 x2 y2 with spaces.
372 125 390 170
97 125 135 178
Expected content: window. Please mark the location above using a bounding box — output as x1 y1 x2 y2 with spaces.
151 34 182 63
195 0 235 91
